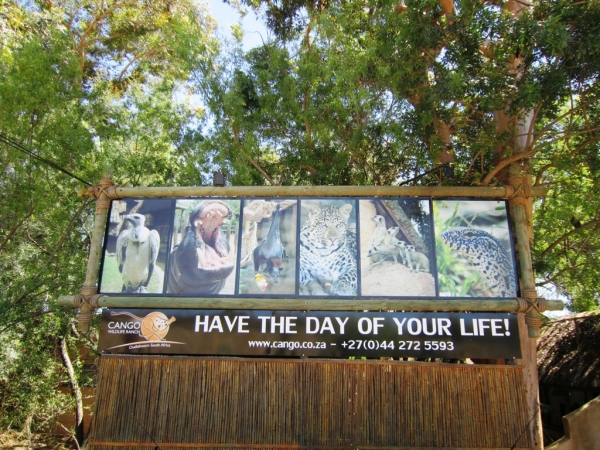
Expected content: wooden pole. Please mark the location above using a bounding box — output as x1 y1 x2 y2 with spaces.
75 175 116 332
508 165 544 337
79 185 548 199
508 164 543 450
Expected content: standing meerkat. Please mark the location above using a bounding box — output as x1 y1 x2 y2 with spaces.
368 215 388 267
394 240 410 267
370 215 388 247
367 226 404 269
383 226 400 245
405 244 430 273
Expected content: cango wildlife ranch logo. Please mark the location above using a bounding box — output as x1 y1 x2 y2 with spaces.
105 311 184 350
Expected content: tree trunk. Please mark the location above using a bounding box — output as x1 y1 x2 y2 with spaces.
60 336 84 446
382 200 427 253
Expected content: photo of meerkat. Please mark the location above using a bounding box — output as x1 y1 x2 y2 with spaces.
359 198 435 297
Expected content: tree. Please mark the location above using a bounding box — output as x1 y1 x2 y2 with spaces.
1 0 599 441
202 0 600 311
0 0 215 440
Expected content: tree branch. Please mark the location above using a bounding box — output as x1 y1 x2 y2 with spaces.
60 334 84 445
0 211 33 254
540 219 600 259
481 127 600 186
13 199 89 305
479 144 538 185
225 112 275 185
534 162 556 186
536 262 593 287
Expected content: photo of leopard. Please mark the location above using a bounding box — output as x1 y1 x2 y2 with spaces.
299 200 358 296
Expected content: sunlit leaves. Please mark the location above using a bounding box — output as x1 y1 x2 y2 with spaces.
209 0 600 309
0 0 215 433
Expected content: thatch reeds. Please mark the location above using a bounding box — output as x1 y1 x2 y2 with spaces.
88 356 531 449
538 311 600 389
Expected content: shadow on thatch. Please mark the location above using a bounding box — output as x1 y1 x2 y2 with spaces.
537 311 600 444
538 311 600 389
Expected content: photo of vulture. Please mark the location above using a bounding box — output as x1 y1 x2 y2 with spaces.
99 198 172 294
116 213 160 293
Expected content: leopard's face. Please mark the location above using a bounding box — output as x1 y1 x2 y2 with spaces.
302 203 353 251
299 203 357 296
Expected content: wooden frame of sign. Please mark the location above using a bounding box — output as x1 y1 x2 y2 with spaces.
60 173 554 450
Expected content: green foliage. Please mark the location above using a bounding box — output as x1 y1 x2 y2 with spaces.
532 149 600 312
209 0 600 309
1 0 600 437
0 0 215 435
92 80 209 186
0 316 72 431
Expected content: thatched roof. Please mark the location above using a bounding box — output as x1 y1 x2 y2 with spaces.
537 311 600 389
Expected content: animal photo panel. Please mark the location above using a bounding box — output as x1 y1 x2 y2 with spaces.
97 196 522 301
298 199 358 296
434 200 517 298
99 198 173 294
166 198 240 295
237 199 298 295
359 199 435 297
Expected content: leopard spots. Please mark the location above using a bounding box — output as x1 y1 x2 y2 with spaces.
299 203 357 296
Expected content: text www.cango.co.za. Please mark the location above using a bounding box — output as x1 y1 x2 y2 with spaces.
248 340 327 349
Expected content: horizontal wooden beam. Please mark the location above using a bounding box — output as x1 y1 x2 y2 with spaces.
88 442 530 449
58 295 564 312
79 185 548 199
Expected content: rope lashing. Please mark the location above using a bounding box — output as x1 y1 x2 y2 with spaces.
73 286 102 310
516 288 548 312
525 315 542 328
506 175 532 208
97 177 118 210
77 313 94 326
86 177 118 209
516 287 548 329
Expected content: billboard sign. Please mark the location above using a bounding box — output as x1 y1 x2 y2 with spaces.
100 309 522 359
99 198 518 300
